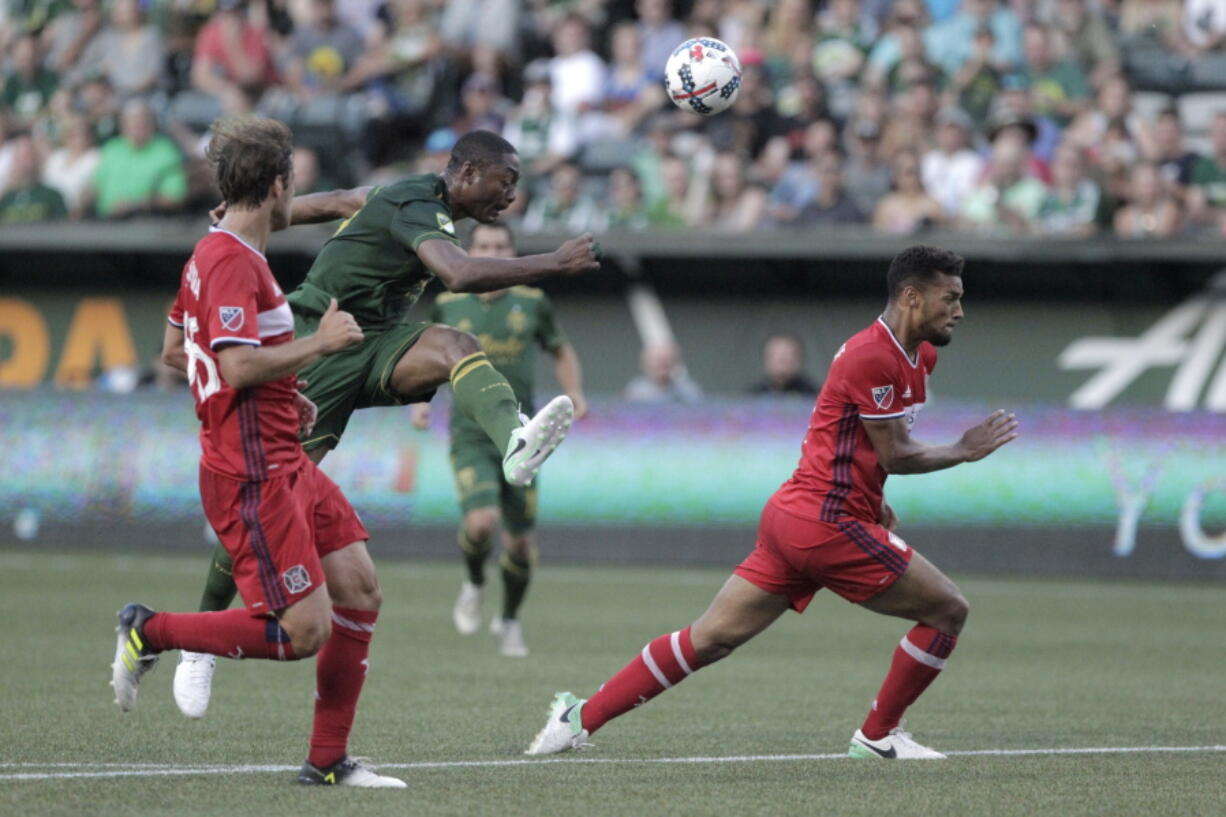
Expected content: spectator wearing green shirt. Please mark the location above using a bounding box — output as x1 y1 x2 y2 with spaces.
0 136 68 224
1020 22 1089 126
3 33 59 127
1037 143 1102 237
88 99 186 218
1188 112 1226 231
957 132 1047 234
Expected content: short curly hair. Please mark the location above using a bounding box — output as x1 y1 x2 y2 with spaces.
887 245 965 299
205 116 294 209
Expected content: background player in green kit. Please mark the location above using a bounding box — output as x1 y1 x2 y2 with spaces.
410 222 588 657
173 130 601 718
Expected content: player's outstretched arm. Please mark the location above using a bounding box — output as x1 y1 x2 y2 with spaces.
217 299 363 390
862 409 1018 475
417 234 600 293
287 187 373 228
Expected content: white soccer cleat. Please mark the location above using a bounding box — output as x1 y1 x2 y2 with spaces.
497 619 529 658
453 581 483 635
525 691 590 755
848 727 946 759
502 395 574 487
173 651 217 719
297 756 407 788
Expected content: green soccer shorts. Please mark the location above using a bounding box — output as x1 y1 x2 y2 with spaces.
449 430 538 535
297 318 435 453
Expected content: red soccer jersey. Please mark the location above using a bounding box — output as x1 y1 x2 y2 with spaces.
773 318 937 524
169 228 304 481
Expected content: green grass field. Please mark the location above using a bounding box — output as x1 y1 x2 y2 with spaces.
1 548 1223 817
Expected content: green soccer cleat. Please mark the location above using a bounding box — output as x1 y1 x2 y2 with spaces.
110 603 159 712
297 756 406 788
524 691 590 755
848 727 946 759
503 395 574 487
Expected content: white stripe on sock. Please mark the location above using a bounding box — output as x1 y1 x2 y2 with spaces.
332 612 375 633
670 630 693 676
899 635 946 670
640 644 672 689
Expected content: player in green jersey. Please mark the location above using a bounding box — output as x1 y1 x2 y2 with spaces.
173 130 600 718
409 222 588 657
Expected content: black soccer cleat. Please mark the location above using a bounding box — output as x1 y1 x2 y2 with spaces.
110 603 160 712
297 756 406 788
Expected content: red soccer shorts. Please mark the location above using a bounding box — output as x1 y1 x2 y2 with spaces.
734 500 914 611
200 460 368 614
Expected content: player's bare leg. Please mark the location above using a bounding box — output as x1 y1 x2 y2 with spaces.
296 541 404 788
492 530 536 656
392 326 573 487
849 551 968 759
453 507 498 635
526 575 790 754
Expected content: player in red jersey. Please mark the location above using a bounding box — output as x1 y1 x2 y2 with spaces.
526 245 1019 759
108 117 404 788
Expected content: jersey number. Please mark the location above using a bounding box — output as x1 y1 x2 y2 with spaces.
184 315 221 404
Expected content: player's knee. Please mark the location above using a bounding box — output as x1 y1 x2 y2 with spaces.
439 327 481 364
465 509 499 543
691 628 743 665
504 535 532 561
288 617 332 656
928 593 969 635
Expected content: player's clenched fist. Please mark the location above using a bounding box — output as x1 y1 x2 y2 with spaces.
554 233 601 275
957 409 1019 462
316 297 364 353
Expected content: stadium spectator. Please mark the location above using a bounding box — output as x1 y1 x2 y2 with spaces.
957 132 1047 234
43 113 101 219
873 149 945 234
439 0 522 63
883 23 943 95
1187 112 1226 230
603 21 666 137
864 0 930 88
922 107 983 216
450 72 507 135
646 153 702 227
879 79 939 158
1037 143 1102 237
1180 0 1226 56
635 0 686 80
600 166 649 230
761 0 815 73
842 118 893 216
292 145 323 195
76 74 121 145
4 33 58 127
44 0 103 78
283 0 367 103
765 118 838 226
925 0 1023 77
88 99 186 218
0 136 67 223
624 342 703 404
813 0 876 98
1020 22 1090 126
502 60 580 183
1044 0 1120 87
73 0 165 100
800 152 864 226
1148 108 1201 198
989 74 1060 166
949 24 1003 127
703 58 786 159
1114 162 1182 238
521 162 600 233
748 333 820 396
548 15 607 118
699 150 767 232
364 0 443 115
190 0 280 114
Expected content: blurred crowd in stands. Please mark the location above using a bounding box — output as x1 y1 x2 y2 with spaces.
2 0 1226 238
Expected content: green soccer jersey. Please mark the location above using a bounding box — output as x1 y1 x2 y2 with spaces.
288 174 460 329
431 287 566 431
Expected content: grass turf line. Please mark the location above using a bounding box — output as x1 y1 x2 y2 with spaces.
0 550 1223 817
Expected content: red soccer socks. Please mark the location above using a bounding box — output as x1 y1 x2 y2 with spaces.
144 608 296 660
581 627 704 734
860 624 957 740
308 606 377 769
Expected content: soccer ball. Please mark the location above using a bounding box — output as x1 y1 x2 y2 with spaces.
664 38 742 116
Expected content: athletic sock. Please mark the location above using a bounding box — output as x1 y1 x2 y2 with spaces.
860 625 958 740
458 526 491 586
143 608 296 660
499 549 533 621
308 606 377 769
580 626 704 734
198 544 238 612
449 352 520 452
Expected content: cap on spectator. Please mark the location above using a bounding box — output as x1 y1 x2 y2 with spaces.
935 107 974 132
425 128 458 153
463 73 499 94
524 59 552 85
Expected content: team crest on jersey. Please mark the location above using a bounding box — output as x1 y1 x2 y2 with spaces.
282 564 312 594
219 306 244 331
507 306 527 333
871 385 894 409
436 213 456 234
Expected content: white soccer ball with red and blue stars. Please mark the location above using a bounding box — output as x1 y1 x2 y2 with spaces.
664 37 742 116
